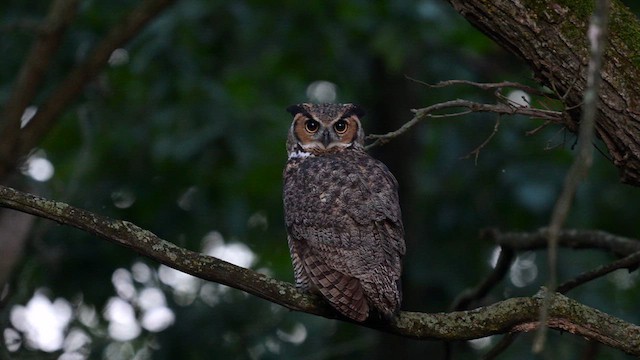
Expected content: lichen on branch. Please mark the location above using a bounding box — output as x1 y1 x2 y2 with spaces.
1 184 639 356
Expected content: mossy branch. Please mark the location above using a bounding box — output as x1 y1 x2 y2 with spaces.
1 185 639 356
445 0 640 186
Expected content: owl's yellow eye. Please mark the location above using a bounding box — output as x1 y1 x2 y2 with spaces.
305 119 320 133
334 119 348 134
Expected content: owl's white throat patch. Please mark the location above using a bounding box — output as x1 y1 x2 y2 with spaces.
288 150 313 160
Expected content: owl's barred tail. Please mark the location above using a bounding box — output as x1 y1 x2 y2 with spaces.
303 255 370 322
360 274 402 321
323 276 369 322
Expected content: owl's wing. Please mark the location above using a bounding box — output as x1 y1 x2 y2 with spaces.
344 159 405 318
291 217 402 321
287 156 405 320
292 236 370 321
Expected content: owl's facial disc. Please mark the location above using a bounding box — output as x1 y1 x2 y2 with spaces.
293 114 360 152
286 103 366 156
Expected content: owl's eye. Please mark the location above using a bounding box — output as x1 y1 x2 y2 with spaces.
334 119 348 134
305 119 320 133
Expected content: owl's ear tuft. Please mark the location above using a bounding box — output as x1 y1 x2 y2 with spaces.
286 104 306 116
345 104 366 119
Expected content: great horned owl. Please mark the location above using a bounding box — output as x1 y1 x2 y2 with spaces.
283 103 405 322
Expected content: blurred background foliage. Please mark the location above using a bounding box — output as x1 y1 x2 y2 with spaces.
2 0 640 359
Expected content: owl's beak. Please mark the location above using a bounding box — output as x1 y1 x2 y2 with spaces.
321 130 331 148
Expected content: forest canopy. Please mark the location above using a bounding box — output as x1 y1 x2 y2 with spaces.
2 0 640 359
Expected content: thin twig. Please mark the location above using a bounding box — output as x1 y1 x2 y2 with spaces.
557 251 640 294
534 0 610 352
543 127 570 150
483 227 640 258
450 246 515 311
461 118 501 165
405 76 549 97
482 333 519 360
365 99 564 150
525 120 552 136
428 109 473 118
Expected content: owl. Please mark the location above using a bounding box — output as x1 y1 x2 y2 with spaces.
283 103 406 322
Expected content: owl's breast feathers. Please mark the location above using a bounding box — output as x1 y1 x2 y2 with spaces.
285 151 401 220
283 150 405 321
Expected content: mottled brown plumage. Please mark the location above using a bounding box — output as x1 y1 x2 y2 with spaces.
283 103 405 322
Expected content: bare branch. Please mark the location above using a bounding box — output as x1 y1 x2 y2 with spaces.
460 118 501 165
405 76 549 97
0 0 178 180
0 0 79 175
445 0 640 186
487 227 640 303
482 228 640 258
525 120 552 136
450 246 515 311
0 186 640 354
557 251 640 294
483 227 640 345
536 0 610 351
482 333 519 360
365 99 564 150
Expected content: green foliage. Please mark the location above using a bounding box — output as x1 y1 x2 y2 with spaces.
2 0 640 359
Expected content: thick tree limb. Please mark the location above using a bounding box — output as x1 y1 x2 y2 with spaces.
0 185 639 355
445 0 640 186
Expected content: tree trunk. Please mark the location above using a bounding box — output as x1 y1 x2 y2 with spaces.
446 0 640 186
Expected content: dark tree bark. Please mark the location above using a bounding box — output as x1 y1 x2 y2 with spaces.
446 0 640 186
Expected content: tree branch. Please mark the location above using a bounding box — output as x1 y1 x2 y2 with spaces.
0 0 79 175
482 227 640 258
0 185 639 355
484 226 640 295
557 250 640 294
0 0 178 180
450 246 515 311
445 0 640 186
536 0 610 351
406 77 549 97
365 96 565 150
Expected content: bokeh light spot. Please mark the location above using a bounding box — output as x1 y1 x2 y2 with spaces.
23 154 54 182
306 80 337 103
